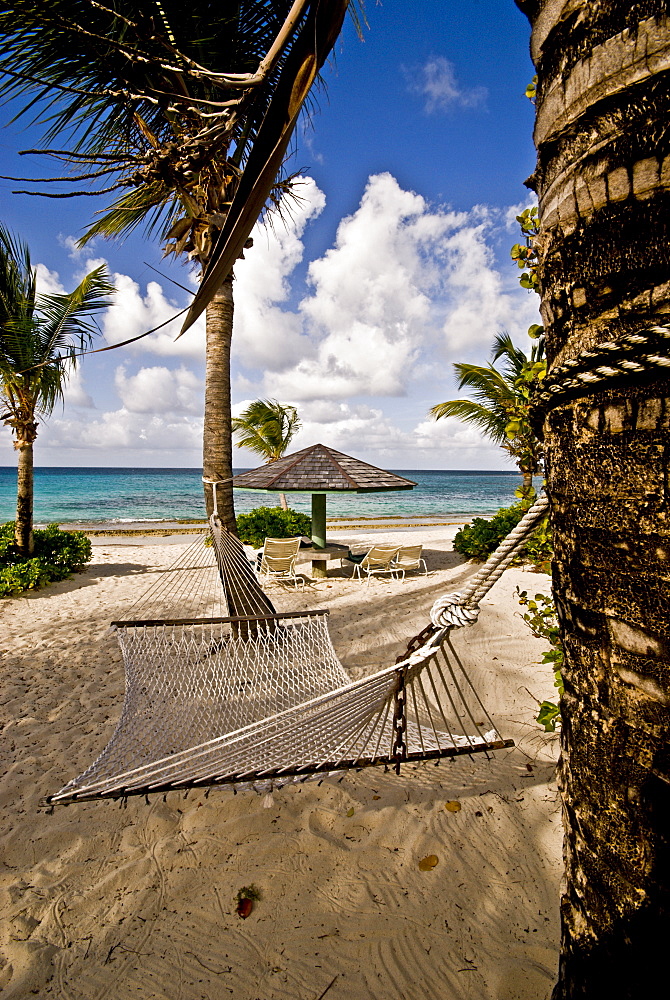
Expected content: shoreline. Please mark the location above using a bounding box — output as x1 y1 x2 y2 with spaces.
46 512 480 540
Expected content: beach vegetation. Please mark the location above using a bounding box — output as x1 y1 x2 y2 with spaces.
232 399 301 509
453 499 552 569
0 521 92 597
516 588 563 732
0 2 353 538
510 206 540 293
0 225 113 556
429 331 545 498
236 506 311 548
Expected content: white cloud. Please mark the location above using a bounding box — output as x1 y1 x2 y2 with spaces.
42 408 202 453
114 365 202 414
234 172 539 406
252 173 464 401
232 176 325 370
35 263 66 297
62 367 94 409
406 57 487 113
438 221 539 351
256 401 411 464
102 273 205 358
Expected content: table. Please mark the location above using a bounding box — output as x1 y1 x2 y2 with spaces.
297 544 348 579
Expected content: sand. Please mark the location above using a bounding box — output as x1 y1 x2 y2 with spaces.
0 523 562 999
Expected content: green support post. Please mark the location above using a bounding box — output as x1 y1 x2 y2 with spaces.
311 493 327 550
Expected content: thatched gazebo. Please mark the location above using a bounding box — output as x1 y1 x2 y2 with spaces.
232 444 416 574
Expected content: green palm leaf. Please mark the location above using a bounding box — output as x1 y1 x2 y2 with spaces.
429 399 508 445
431 332 544 485
232 399 301 463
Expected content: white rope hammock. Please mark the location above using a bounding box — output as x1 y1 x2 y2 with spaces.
48 496 549 805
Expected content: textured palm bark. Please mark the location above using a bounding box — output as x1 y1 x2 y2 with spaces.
203 275 236 531
14 438 34 555
517 3 670 997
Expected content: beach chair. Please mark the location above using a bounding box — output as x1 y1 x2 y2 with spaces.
391 544 428 582
258 537 304 589
348 544 400 584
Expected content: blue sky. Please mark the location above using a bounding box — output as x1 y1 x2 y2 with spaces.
0 0 540 471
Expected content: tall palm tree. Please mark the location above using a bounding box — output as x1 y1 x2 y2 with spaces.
0 225 113 555
430 331 545 496
0 0 352 531
232 398 301 508
516 2 670 996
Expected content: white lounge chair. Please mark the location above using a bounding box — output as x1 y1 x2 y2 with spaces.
258 537 304 589
392 544 428 581
348 544 400 584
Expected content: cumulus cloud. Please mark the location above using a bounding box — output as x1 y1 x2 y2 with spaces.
62 368 94 409
234 172 538 406
243 174 463 401
102 273 205 358
438 219 539 351
114 365 202 414
35 263 66 297
232 176 326 370
32 174 539 470
43 408 202 454
406 56 487 113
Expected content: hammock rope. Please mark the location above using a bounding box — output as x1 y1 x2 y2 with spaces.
48 497 548 805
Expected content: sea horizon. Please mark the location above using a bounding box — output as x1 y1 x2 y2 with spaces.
0 466 530 526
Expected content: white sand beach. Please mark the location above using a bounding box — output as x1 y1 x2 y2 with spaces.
0 523 562 1000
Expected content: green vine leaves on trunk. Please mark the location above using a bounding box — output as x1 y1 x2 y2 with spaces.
516 588 564 731
510 206 540 292
524 74 538 103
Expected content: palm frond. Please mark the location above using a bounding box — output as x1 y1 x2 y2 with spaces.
0 225 114 423
429 399 507 445
232 398 301 461
452 362 516 406
36 265 116 360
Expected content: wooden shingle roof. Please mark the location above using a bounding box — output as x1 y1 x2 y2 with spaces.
232 444 416 493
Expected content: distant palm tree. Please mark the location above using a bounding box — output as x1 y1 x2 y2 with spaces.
232 399 301 509
430 332 545 496
0 225 113 555
0 0 352 530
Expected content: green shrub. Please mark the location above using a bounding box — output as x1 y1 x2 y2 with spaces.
0 522 92 597
453 499 552 570
236 506 311 548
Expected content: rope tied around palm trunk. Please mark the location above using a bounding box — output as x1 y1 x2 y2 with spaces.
530 324 670 428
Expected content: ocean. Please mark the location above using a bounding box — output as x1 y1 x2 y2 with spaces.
0 467 529 526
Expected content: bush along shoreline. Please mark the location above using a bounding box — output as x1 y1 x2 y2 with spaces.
235 506 311 549
452 497 552 572
0 522 92 597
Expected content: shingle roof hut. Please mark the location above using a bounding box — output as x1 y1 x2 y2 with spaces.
233 444 416 548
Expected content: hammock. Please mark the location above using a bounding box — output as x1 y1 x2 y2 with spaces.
48 496 549 804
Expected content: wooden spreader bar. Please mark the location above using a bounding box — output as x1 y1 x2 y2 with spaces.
62 739 515 802
111 609 329 628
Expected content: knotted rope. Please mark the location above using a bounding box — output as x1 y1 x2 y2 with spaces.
428 494 550 630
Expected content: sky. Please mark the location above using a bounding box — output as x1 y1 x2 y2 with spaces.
0 0 540 471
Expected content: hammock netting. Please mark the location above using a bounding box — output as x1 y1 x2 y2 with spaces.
48 500 550 805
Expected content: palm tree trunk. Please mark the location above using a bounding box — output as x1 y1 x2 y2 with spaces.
517 3 670 996
203 275 236 531
15 438 34 556
279 492 288 510
521 469 534 498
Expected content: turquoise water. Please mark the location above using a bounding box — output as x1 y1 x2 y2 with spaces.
0 467 527 525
